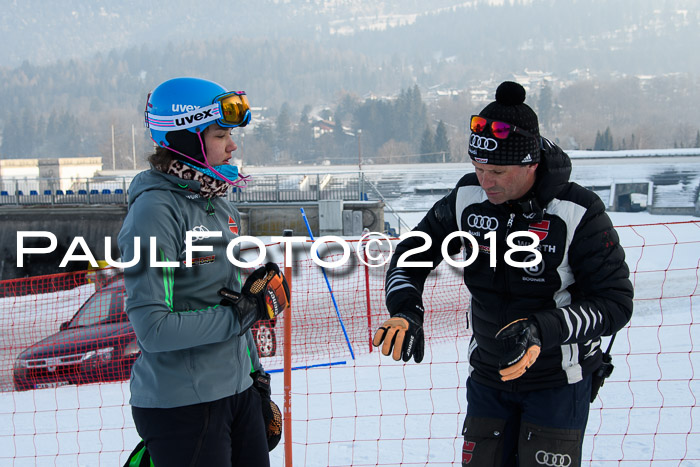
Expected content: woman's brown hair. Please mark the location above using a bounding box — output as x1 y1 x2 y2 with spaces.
148 146 177 172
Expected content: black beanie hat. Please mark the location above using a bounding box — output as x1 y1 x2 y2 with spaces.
468 81 540 165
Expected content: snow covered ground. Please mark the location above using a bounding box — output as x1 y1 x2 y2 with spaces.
0 212 698 466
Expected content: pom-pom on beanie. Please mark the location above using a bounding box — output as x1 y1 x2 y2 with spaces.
468 81 540 165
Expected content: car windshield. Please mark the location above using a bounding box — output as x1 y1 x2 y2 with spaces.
68 287 126 329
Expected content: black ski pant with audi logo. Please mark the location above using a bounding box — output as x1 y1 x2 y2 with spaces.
462 375 591 466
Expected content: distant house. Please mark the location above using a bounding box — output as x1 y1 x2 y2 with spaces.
312 118 336 139
470 89 489 103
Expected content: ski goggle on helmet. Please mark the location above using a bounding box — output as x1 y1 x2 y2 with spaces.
144 77 251 148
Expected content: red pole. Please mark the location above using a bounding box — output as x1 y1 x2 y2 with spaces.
282 231 293 467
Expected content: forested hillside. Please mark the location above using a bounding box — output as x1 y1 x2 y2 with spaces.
0 0 698 167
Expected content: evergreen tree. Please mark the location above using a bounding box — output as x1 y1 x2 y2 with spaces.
537 84 553 131
352 98 393 156
22 109 36 156
391 86 429 148
299 105 311 126
603 127 613 150
335 94 359 126
36 116 46 147
276 102 292 153
294 105 315 163
61 112 81 156
420 126 435 163
594 130 603 150
254 120 275 147
409 85 428 146
46 111 61 144
434 120 450 162
332 110 348 154
1 116 23 157
695 130 700 148
595 127 614 150
393 88 412 142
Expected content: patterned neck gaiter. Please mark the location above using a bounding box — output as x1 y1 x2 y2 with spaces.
166 160 230 199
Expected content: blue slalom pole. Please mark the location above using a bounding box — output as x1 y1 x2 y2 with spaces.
300 207 355 360
267 360 347 374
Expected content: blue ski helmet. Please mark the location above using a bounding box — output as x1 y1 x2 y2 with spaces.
144 77 251 151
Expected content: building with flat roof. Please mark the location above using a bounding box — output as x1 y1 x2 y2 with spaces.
0 157 102 192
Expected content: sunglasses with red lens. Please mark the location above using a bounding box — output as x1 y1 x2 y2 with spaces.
470 115 537 140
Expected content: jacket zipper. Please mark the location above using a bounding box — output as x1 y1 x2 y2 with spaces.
499 212 516 297
208 198 238 287
501 212 517 391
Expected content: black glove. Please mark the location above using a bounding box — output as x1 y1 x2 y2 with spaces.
219 262 290 336
251 370 282 451
590 353 614 403
495 318 541 382
372 310 425 363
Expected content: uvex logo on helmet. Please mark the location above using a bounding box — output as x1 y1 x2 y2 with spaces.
172 104 201 112
174 109 215 128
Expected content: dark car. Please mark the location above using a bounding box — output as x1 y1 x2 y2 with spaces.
13 278 277 391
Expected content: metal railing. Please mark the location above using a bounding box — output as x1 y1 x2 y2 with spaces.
0 177 131 205
363 177 410 233
0 173 370 206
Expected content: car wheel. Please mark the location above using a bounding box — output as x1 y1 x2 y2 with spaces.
253 321 277 357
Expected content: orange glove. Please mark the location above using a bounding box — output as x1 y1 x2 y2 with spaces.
219 262 290 336
260 264 290 319
495 318 541 381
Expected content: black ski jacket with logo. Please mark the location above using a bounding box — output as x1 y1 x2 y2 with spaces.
384 138 634 391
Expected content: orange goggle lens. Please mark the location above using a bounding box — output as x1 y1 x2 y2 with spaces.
216 92 251 127
470 116 489 133
471 115 514 139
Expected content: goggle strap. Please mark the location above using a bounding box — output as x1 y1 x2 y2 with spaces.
231 173 252 189
195 130 237 186
149 134 207 172
146 103 221 131
150 135 250 188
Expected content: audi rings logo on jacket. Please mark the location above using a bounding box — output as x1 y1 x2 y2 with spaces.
469 134 498 151
535 450 572 467
467 214 499 231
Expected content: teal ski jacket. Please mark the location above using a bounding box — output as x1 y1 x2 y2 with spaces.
118 168 261 408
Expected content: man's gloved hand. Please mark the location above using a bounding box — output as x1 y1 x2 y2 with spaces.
495 318 541 381
251 370 282 451
372 311 425 363
219 262 290 336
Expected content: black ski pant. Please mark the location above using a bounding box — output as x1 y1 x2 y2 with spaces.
462 375 591 467
132 385 270 467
